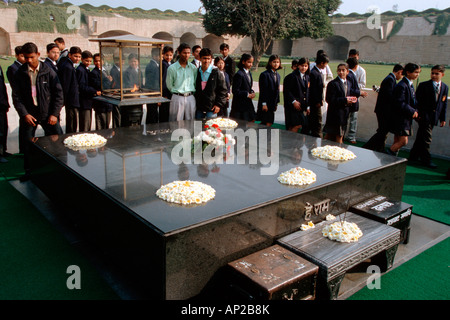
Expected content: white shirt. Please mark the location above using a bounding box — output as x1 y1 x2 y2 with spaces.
354 65 366 89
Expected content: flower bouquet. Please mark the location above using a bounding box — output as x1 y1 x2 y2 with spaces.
192 124 236 153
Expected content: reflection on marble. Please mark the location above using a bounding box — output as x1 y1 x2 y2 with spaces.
29 120 407 299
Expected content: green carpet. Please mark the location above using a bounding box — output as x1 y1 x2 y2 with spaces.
348 237 450 300
0 179 119 300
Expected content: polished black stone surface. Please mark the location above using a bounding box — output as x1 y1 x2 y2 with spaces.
31 120 405 235
29 120 407 299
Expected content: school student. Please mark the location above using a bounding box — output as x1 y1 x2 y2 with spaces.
123 53 142 89
194 48 228 120
0 65 10 163
409 65 448 168
230 53 256 122
345 49 367 143
323 63 357 143
13 42 64 181
256 55 281 127
387 63 421 156
58 46 82 133
89 53 113 130
166 43 197 121
304 53 329 137
77 50 101 132
109 55 122 128
345 57 367 138
144 48 161 124
191 45 202 69
44 43 60 73
363 64 404 152
54 37 68 63
214 56 231 117
220 43 235 85
283 58 310 133
159 46 173 123
6 46 25 155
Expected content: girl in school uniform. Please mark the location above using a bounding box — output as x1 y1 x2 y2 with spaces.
214 56 231 117
283 57 310 133
387 63 420 156
256 55 281 127
230 53 256 122
324 63 358 143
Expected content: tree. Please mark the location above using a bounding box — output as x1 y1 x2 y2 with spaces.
201 0 341 68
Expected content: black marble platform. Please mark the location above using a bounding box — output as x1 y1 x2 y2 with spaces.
28 120 407 299
277 212 401 300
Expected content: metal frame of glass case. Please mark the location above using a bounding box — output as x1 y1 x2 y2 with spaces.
89 34 172 106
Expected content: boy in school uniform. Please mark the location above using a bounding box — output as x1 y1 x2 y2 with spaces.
283 58 310 133
160 46 173 123
77 50 101 132
304 53 329 138
345 49 367 143
144 48 161 124
191 45 202 69
0 65 10 162
54 37 68 63
363 64 404 152
323 63 358 143
220 43 236 86
89 53 113 130
13 42 64 180
194 48 228 120
409 65 448 168
44 43 60 73
58 46 82 133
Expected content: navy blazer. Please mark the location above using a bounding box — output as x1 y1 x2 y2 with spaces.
110 65 121 89
308 66 324 107
374 72 396 116
57 58 80 108
223 55 236 85
325 77 352 126
76 64 98 110
346 70 361 112
416 79 448 126
392 77 417 132
283 70 309 128
89 67 113 113
257 69 280 112
0 66 9 112
162 60 172 99
44 58 58 74
6 61 21 108
231 69 254 114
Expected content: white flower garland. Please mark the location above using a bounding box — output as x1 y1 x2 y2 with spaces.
63 133 107 150
322 221 363 243
205 118 238 129
311 145 356 161
193 125 236 148
156 180 216 205
277 167 316 186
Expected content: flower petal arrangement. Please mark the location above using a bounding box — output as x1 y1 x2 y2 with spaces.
193 124 236 151
205 118 238 129
156 180 216 205
63 133 107 151
322 221 363 243
277 167 317 186
311 145 356 161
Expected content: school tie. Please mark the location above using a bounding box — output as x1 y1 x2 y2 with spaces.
343 80 347 95
411 84 416 104
434 82 440 101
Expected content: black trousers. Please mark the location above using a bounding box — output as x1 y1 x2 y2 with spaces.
363 112 390 152
409 121 433 163
302 105 322 138
0 110 7 154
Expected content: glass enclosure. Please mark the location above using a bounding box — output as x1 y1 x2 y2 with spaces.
90 35 171 101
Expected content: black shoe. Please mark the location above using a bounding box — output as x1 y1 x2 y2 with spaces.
385 148 397 156
422 161 437 169
19 172 31 182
